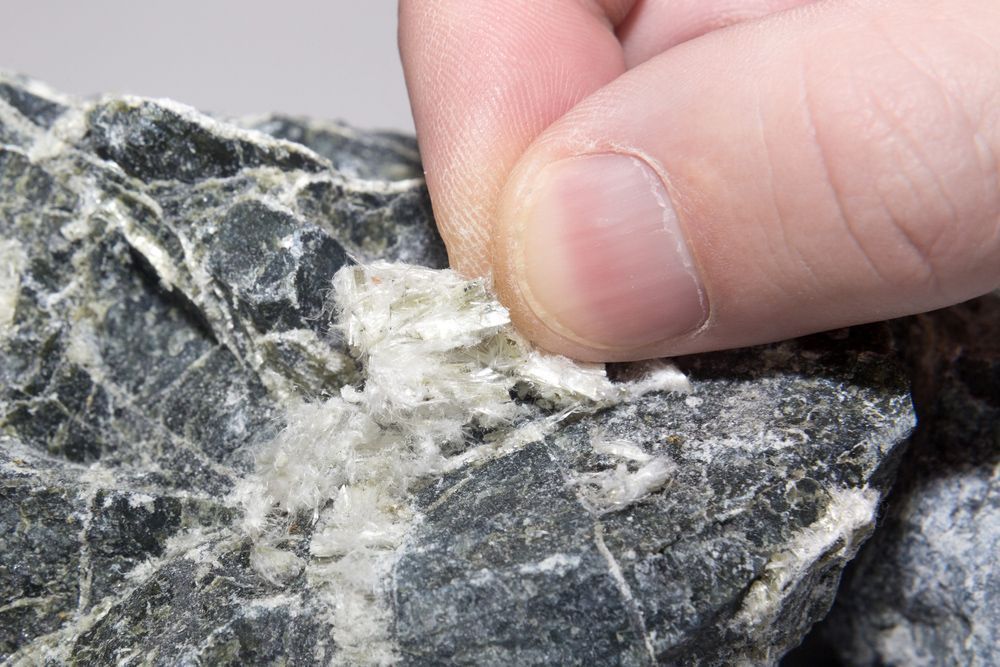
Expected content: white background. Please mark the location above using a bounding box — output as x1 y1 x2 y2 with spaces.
0 2 415 132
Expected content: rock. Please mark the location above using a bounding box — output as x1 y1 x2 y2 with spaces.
246 115 423 182
793 295 999 666
394 333 914 666
0 74 915 665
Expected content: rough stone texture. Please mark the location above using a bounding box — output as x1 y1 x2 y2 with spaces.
0 74 920 665
396 334 914 666
246 115 423 182
791 295 999 666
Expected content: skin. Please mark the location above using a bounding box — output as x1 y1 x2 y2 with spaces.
398 0 1000 362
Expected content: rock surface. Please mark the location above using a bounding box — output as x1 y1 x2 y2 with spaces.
0 74 918 665
794 295 999 666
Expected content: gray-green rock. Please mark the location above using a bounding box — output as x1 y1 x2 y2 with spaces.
798 295 999 666
0 74 916 665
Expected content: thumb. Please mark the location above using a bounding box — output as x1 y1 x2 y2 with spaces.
494 0 1000 362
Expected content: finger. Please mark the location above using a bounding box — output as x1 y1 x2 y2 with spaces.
616 0 815 67
398 0 632 276
493 0 1000 362
398 0 811 277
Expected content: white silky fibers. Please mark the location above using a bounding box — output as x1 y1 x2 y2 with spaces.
236 261 690 665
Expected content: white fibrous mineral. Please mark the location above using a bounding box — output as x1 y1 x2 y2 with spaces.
236 261 689 664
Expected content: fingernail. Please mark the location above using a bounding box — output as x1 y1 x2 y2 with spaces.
516 154 706 349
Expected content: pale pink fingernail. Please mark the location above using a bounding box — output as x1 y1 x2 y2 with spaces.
517 154 706 349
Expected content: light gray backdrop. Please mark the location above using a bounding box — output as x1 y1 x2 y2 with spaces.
0 1 414 132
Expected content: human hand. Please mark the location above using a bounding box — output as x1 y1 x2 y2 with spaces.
399 0 1000 362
